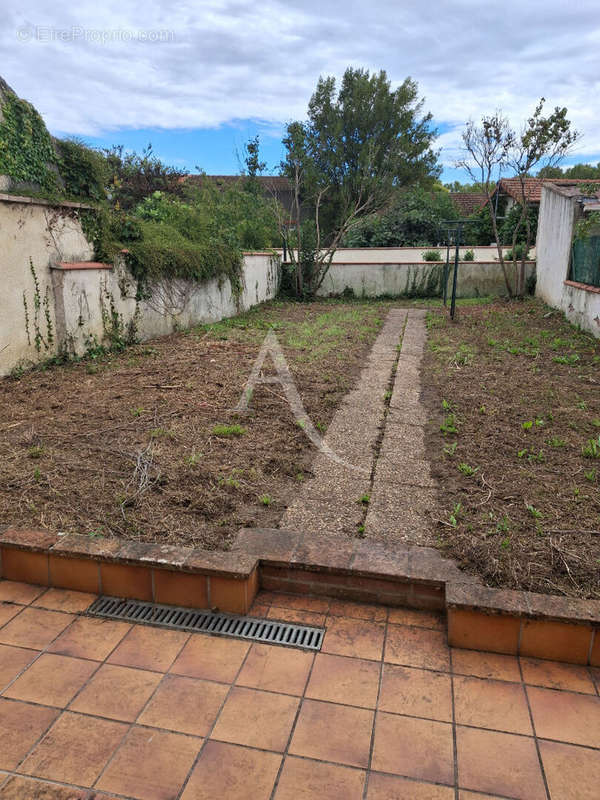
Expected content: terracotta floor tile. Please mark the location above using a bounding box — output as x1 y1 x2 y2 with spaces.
372 712 454 784
47 616 131 661
139 674 227 736
254 590 276 606
0 581 45 604
385 624 450 671
0 775 89 799
322 617 385 661
19 711 127 786
528 686 600 748
270 593 330 614
290 698 374 768
540 739 600 800
379 663 452 722
108 624 189 672
451 649 521 683
456 726 546 800
96 725 200 800
181 740 281 800
0 644 38 691
0 698 58 770
236 643 313 695
590 667 600 693
453 675 532 735
328 600 387 622
274 756 365 800
68 663 161 722
32 588 96 614
171 634 249 683
387 607 444 630
0 608 72 650
212 686 299 751
248 603 271 618
520 656 596 694
0 604 24 628
267 607 327 626
367 772 455 799
459 793 507 799
4 653 97 707
305 652 380 708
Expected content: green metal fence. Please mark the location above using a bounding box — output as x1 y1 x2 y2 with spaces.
572 236 600 287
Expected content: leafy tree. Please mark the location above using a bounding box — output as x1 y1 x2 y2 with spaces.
104 144 185 210
280 67 439 297
444 180 487 193
343 187 457 247
536 164 564 179
242 135 266 195
537 162 600 179
458 100 578 296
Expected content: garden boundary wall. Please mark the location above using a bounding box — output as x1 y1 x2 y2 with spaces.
536 183 600 339
0 194 280 376
317 254 535 299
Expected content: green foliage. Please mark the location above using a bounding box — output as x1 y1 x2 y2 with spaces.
103 144 185 211
538 162 600 179
343 187 457 247
505 243 532 261
462 249 475 261
468 202 538 249
500 204 538 248
55 138 108 201
458 462 478 476
582 436 600 459
123 186 277 294
0 90 58 190
281 67 440 296
422 249 442 262
23 259 54 353
440 413 459 435
211 424 246 437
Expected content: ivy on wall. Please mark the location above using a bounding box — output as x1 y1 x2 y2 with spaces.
0 91 58 191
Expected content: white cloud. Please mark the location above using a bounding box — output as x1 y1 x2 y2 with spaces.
2 0 599 168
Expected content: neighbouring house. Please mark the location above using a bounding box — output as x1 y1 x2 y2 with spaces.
536 180 600 337
449 192 487 217
491 177 600 212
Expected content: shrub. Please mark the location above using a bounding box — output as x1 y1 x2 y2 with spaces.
56 138 108 202
422 249 442 262
462 249 475 261
505 243 531 261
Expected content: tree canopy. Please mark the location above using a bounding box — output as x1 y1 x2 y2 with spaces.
280 67 439 295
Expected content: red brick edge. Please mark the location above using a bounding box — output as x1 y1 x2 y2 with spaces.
1 526 598 666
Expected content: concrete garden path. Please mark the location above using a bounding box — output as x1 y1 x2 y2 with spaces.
281 307 437 546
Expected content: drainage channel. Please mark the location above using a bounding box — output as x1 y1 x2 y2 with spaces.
87 596 324 651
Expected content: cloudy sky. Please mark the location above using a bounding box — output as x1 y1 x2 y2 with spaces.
2 0 600 181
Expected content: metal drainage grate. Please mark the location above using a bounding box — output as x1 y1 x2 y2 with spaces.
87 596 324 651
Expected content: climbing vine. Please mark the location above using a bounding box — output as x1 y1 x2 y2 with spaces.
23 259 54 353
0 92 58 191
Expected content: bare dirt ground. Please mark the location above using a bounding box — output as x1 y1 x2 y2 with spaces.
423 298 600 599
0 300 394 550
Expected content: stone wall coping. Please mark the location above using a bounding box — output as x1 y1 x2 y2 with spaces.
0 193 93 210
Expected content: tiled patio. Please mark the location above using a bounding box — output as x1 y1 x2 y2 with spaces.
0 580 598 799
